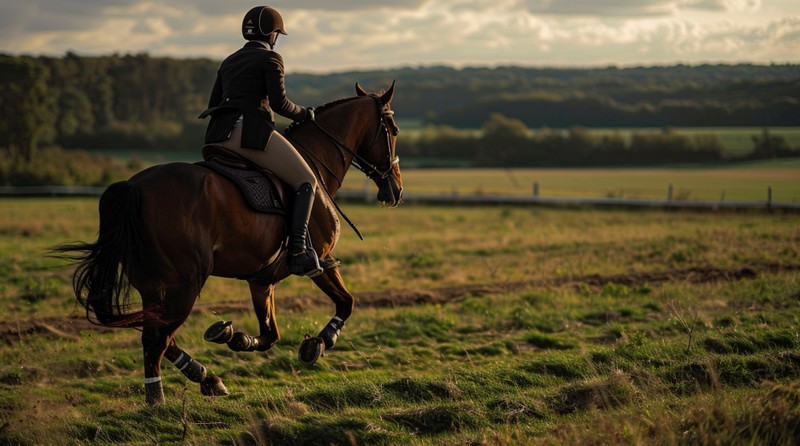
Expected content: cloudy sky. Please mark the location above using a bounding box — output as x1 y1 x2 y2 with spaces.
1 0 798 72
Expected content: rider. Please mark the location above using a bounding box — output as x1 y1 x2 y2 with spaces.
199 6 323 277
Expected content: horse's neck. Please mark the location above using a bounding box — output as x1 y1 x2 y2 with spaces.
306 99 374 194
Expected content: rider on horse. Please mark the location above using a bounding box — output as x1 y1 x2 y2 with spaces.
199 6 322 278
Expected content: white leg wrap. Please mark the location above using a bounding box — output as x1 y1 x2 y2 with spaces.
144 376 162 385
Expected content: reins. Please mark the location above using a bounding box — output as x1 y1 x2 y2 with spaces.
285 95 398 241
308 97 399 182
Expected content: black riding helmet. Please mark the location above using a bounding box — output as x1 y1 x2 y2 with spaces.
242 6 287 45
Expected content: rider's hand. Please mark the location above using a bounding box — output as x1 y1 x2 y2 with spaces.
304 107 315 122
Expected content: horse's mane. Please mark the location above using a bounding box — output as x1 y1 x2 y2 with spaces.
316 96 363 112
284 95 369 135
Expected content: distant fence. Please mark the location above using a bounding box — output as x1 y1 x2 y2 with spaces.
337 181 800 211
0 186 106 197
2 185 798 211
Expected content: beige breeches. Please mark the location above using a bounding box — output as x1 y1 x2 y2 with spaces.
218 123 317 191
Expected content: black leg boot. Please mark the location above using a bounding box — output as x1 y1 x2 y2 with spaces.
288 183 323 277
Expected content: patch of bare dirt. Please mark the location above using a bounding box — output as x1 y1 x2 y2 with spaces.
1 263 797 346
0 315 115 346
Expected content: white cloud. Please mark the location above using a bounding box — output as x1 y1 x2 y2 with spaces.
0 0 798 70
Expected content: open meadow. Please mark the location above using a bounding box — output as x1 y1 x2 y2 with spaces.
1 198 799 445
90 151 800 203
340 159 800 203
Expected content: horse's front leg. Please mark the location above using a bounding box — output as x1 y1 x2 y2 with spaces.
299 266 353 366
247 282 280 351
207 283 280 352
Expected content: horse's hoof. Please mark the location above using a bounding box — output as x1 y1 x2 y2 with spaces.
204 321 234 344
145 381 165 406
298 335 325 367
200 375 229 397
227 332 256 352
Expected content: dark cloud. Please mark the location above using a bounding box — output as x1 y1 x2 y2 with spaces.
521 0 705 17
0 0 140 34
682 0 728 11
183 0 429 15
269 0 429 12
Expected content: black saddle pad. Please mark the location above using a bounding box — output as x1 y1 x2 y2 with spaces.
196 159 286 215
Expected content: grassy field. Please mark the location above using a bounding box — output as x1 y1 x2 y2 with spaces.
1 198 799 445
342 159 800 202
89 149 800 203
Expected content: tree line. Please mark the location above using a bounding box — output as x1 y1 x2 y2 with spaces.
0 52 798 167
401 114 799 167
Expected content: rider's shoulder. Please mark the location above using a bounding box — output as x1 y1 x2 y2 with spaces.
262 49 284 63
260 50 285 71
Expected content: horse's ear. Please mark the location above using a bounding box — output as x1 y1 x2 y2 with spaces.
380 80 396 105
355 82 368 97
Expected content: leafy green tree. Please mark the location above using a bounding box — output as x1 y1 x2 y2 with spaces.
56 87 94 139
479 113 530 165
0 56 56 161
566 126 595 160
750 128 790 159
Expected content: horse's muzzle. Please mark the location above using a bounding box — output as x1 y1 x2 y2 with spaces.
377 177 403 207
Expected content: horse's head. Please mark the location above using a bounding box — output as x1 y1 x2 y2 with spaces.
355 82 403 207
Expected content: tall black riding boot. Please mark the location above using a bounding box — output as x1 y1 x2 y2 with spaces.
288 183 323 277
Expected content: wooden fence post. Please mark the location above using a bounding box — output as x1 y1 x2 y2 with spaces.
667 183 673 201
533 181 539 197
767 186 772 211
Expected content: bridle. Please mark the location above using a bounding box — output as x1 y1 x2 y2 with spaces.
294 96 399 185
349 96 400 181
285 95 400 239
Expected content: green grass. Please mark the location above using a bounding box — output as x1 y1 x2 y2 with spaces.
1 198 799 444
338 159 800 202
83 150 800 202
87 127 800 203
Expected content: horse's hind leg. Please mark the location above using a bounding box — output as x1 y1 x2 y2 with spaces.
142 322 181 405
164 340 229 397
140 287 199 405
299 266 353 366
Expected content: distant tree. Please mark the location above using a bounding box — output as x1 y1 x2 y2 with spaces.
479 113 530 165
56 87 94 140
691 134 725 161
630 127 694 163
749 128 791 159
565 126 595 161
0 56 56 161
532 127 568 165
482 112 529 139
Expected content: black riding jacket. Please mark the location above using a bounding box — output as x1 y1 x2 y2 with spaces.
199 41 308 149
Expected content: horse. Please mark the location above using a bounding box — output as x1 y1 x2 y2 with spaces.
54 83 403 405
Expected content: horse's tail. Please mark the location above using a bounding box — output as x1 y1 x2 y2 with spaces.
53 181 152 327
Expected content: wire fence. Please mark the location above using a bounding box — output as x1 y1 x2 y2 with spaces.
1 184 797 211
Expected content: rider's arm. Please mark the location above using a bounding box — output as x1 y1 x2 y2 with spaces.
262 51 308 122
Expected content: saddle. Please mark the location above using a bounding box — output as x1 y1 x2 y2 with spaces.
197 145 289 215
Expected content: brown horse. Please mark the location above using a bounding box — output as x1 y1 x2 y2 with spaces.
55 83 402 405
